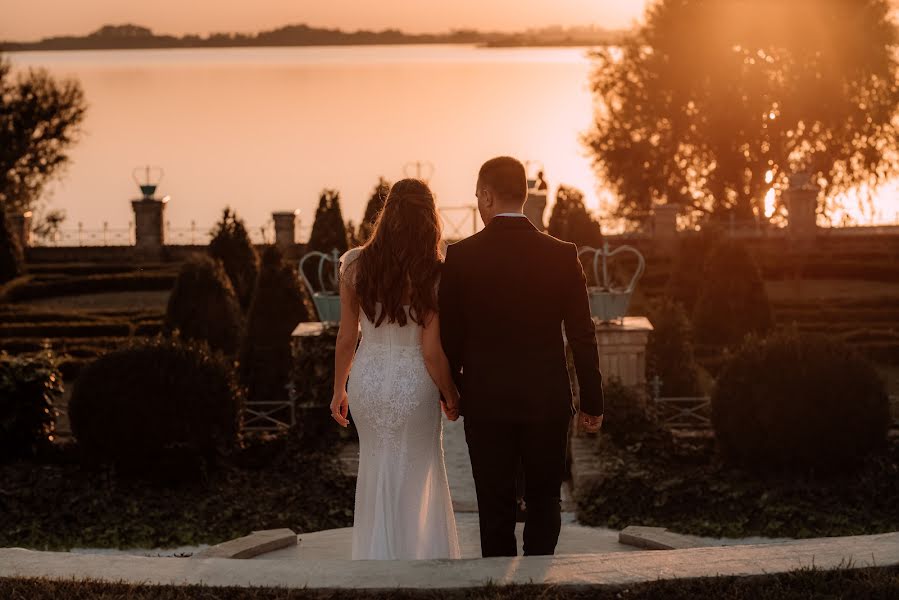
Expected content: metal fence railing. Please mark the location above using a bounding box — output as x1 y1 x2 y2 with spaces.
31 222 135 247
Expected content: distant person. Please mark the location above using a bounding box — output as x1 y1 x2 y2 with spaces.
330 178 461 560
439 156 604 557
535 169 548 191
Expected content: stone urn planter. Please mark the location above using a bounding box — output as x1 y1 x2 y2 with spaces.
578 242 646 323
299 249 342 324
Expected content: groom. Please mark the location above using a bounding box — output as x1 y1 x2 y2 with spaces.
439 156 604 557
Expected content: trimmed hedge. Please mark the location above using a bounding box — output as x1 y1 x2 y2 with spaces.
1 271 175 302
712 328 891 473
164 254 243 355
69 333 243 475
0 350 63 461
0 322 133 338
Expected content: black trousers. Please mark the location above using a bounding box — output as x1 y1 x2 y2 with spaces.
463 415 570 557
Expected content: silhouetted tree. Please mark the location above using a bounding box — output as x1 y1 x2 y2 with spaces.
586 0 899 228
692 240 773 348
0 204 25 284
164 254 243 355
646 298 703 396
208 207 259 312
546 185 603 249
356 177 390 243
303 190 349 290
0 54 86 219
239 245 313 408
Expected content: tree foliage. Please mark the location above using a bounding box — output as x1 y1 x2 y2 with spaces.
208 207 260 312
239 245 313 408
304 190 349 290
355 177 390 244
0 204 24 284
0 54 87 218
546 184 603 248
585 0 899 227
647 297 703 396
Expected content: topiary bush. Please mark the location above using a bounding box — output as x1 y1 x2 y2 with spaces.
712 328 891 473
0 204 25 285
68 333 243 474
239 245 313 415
164 254 243 355
598 377 670 448
208 206 260 312
0 349 63 461
647 297 703 396
665 228 722 315
546 184 603 249
355 177 389 244
692 239 772 348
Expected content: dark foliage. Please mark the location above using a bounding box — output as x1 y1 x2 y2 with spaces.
646 297 703 396
307 189 349 256
0 54 87 217
598 377 673 450
665 229 722 315
0 350 63 461
0 433 355 551
208 207 260 312
239 245 313 411
546 185 603 249
3 566 899 599
577 433 899 539
585 0 899 227
164 254 243 355
0 271 175 302
356 177 390 244
68 333 243 475
712 328 891 473
692 239 773 347
0 204 24 284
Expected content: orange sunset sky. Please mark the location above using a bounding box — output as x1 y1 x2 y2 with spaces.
2 0 648 40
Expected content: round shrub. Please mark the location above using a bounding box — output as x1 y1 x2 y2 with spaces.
68 334 243 472
647 297 703 396
692 239 772 348
208 206 260 312
712 328 891 473
599 377 668 447
164 254 243 355
0 350 63 461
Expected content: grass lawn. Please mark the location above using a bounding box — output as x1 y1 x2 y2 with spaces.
0 434 355 551
1 566 897 599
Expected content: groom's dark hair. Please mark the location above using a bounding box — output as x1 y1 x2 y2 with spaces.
478 156 528 204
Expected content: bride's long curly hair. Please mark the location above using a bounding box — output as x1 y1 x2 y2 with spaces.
354 178 443 327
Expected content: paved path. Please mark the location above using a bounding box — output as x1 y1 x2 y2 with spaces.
4 532 897 590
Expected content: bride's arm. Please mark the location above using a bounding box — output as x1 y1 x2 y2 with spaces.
330 276 360 427
421 311 460 421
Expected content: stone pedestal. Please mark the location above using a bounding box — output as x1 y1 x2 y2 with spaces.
131 197 167 249
8 210 32 248
594 316 653 389
524 190 548 231
784 173 819 240
272 210 300 250
652 204 680 242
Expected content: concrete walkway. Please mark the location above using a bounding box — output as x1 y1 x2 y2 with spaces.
3 532 897 590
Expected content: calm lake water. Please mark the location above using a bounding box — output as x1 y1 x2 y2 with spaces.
9 45 608 241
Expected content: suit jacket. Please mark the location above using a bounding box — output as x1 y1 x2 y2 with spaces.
438 215 604 423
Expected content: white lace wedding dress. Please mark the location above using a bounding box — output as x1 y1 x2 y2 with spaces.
339 248 461 560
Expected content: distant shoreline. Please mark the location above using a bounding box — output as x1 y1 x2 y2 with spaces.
0 23 625 53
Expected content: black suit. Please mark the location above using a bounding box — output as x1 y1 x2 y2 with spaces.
439 215 604 557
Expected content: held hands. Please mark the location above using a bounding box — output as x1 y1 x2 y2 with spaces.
330 389 350 428
440 393 460 422
581 411 603 434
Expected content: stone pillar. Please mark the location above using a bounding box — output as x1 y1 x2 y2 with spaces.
272 210 300 250
784 172 819 240
594 316 653 390
131 197 167 250
524 185 548 232
8 210 32 248
652 204 680 241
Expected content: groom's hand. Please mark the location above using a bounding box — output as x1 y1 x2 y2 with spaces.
581 412 603 434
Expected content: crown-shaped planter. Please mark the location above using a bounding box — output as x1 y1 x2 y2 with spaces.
578 242 646 323
299 249 342 324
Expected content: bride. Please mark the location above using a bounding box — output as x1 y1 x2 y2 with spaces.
329 178 462 560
